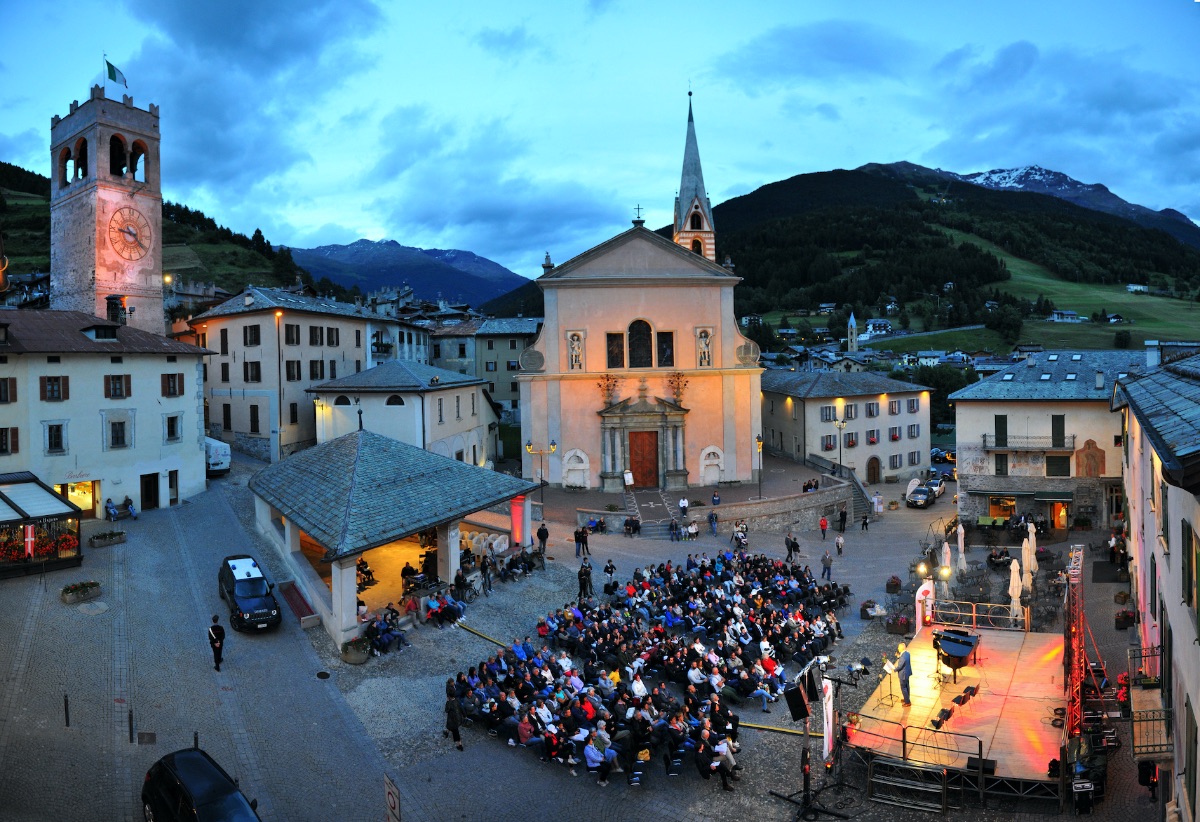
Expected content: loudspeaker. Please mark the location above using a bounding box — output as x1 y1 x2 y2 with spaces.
784 685 811 720
967 757 997 775
804 669 821 701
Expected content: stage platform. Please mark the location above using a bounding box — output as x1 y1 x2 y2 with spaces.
847 627 1066 785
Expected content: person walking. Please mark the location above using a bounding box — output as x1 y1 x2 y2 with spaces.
820 549 833 581
208 615 225 672
819 516 828 540
861 514 870 531
838 506 848 533
784 533 796 564
444 687 465 751
834 534 845 556
537 523 549 552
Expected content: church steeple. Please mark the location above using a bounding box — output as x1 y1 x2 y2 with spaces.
847 312 858 353
673 93 716 262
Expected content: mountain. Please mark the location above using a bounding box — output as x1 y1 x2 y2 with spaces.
289 239 527 307
860 161 1200 249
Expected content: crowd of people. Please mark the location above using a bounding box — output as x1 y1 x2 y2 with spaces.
443 545 850 791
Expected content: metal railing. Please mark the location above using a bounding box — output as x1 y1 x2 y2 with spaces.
981 434 1075 451
931 599 1030 632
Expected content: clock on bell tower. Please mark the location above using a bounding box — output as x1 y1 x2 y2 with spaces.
50 85 165 334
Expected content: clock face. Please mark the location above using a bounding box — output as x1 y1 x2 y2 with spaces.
108 206 152 261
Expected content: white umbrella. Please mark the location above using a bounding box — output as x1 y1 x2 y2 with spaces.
1028 521 1038 557
1021 537 1034 592
1008 559 1023 621
957 522 966 554
956 538 967 574
941 541 952 570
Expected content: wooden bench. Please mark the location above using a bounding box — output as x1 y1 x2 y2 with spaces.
107 501 136 521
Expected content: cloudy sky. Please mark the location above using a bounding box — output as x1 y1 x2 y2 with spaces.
3 1 1198 277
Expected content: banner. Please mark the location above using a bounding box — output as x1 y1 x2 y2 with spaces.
24 524 35 558
822 676 835 760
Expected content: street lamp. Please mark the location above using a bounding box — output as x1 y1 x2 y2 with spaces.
755 435 763 500
832 417 847 477
525 439 557 507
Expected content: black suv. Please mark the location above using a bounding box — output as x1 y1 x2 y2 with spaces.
141 748 259 821
218 554 282 631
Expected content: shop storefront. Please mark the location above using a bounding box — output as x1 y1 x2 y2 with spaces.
0 472 84 579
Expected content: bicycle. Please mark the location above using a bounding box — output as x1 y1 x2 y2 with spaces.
461 577 482 604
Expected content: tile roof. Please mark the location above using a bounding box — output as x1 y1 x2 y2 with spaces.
950 350 1144 402
760 370 930 398
307 360 483 393
0 309 207 355
477 318 543 336
189 286 401 324
1113 351 1200 491
247 430 539 559
430 318 485 338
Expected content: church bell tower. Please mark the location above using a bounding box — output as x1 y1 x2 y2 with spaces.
673 93 716 262
50 85 164 334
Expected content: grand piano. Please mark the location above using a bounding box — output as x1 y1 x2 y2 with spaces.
932 628 981 684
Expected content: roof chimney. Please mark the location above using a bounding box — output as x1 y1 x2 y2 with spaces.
1145 340 1160 368
1095 370 1104 390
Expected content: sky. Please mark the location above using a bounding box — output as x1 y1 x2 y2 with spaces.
2 1 1198 279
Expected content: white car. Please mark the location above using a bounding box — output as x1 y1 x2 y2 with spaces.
925 478 947 498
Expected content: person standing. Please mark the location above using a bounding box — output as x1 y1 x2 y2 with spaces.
784 533 796 564
838 506 847 533
819 516 828 540
577 563 590 601
708 509 719 536
480 554 493 596
834 534 845 556
895 642 912 706
820 550 833 581
208 615 225 672
537 523 549 552
679 496 689 520
574 527 583 558
580 527 590 557
604 559 616 585
444 688 465 751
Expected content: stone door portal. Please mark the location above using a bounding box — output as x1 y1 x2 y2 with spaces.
629 431 659 488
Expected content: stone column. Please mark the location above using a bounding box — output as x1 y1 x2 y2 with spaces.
436 521 461 583
329 556 360 646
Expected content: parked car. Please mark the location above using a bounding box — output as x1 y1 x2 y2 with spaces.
906 487 935 508
925 478 947 497
218 554 282 631
930 448 946 463
141 748 260 821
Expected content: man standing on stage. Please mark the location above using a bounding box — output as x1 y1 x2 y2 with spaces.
895 642 912 706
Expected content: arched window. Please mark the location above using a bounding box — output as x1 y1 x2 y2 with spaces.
628 320 653 368
334 395 352 406
690 212 702 230
74 138 89 179
130 140 148 183
109 135 128 177
691 239 703 255
58 148 72 188
385 395 405 406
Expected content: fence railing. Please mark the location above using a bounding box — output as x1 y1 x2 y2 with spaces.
931 599 1029 632
981 434 1075 451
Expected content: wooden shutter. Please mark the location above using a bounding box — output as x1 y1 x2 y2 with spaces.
161 374 169 396
6 377 16 402
8 428 17 453
39 376 47 400
61 376 69 400
177 373 185 394
124 375 132 397
104 376 112 399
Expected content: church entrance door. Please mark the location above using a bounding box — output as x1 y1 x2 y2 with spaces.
866 457 881 485
629 431 659 488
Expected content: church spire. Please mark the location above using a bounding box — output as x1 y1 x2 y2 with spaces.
673 92 716 262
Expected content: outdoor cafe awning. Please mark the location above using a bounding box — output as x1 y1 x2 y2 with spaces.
1034 491 1074 502
0 472 79 526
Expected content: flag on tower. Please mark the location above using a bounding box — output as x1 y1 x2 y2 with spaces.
106 60 128 88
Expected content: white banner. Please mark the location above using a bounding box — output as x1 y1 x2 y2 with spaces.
822 677 835 761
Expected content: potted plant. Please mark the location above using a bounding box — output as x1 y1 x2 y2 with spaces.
888 500 900 511
88 530 126 548
860 599 877 620
1115 609 1135 630
885 575 902 594
1116 685 1131 717
341 635 372 665
61 580 101 604
1136 674 1162 689
886 614 911 635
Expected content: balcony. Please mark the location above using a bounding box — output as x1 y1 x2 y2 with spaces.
371 341 393 355
981 434 1075 451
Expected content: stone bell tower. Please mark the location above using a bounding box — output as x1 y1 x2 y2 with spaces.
673 92 716 263
50 85 164 334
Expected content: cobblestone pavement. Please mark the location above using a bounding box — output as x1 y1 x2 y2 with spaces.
0 455 1159 821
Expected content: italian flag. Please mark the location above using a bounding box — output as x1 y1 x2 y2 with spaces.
106 60 127 88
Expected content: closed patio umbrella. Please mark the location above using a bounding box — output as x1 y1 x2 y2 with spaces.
1028 521 1038 557
1009 559 1023 621
940 541 953 599
1021 537 1034 592
956 538 967 574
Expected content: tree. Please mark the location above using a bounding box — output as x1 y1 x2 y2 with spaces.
251 228 268 256
985 305 1023 344
1114 330 1132 349
913 365 978 429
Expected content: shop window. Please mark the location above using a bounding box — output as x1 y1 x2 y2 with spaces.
988 496 1017 519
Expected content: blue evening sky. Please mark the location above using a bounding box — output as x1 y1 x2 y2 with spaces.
2 1 1197 277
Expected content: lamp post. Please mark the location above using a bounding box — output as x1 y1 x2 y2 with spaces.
832 417 847 477
525 439 557 507
755 435 763 500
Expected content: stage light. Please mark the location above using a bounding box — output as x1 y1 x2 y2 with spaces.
917 561 929 577
938 564 952 580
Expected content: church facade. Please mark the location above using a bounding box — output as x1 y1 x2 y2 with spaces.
518 101 762 492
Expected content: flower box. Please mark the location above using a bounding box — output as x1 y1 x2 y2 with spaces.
1136 676 1161 690
886 617 911 635
88 531 127 548
860 600 877 620
341 636 371 664
890 435 901 441
846 440 857 448
823 444 835 451
61 581 101 604
868 439 878 445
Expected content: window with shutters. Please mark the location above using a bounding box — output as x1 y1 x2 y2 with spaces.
105 374 131 399
455 396 461 419
995 454 1008 476
161 373 184 397
285 324 300 345
1183 520 1195 609
506 361 519 371
820 406 836 423
243 325 261 347
487 339 495 350
309 360 325 380
0 427 16 454
289 403 299 425
888 400 900 415
285 361 301 381
220 362 230 383
907 398 920 413
0 378 13 403
309 326 324 346
908 450 921 465
328 361 337 380
486 361 496 372
355 329 362 348
222 404 231 431
249 404 260 434
220 328 229 356
889 453 902 469
844 403 858 420
437 398 444 424
866 402 879 418
243 362 262 383
40 376 69 401
1045 456 1071 477
327 327 340 347
907 423 920 438
471 394 477 416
